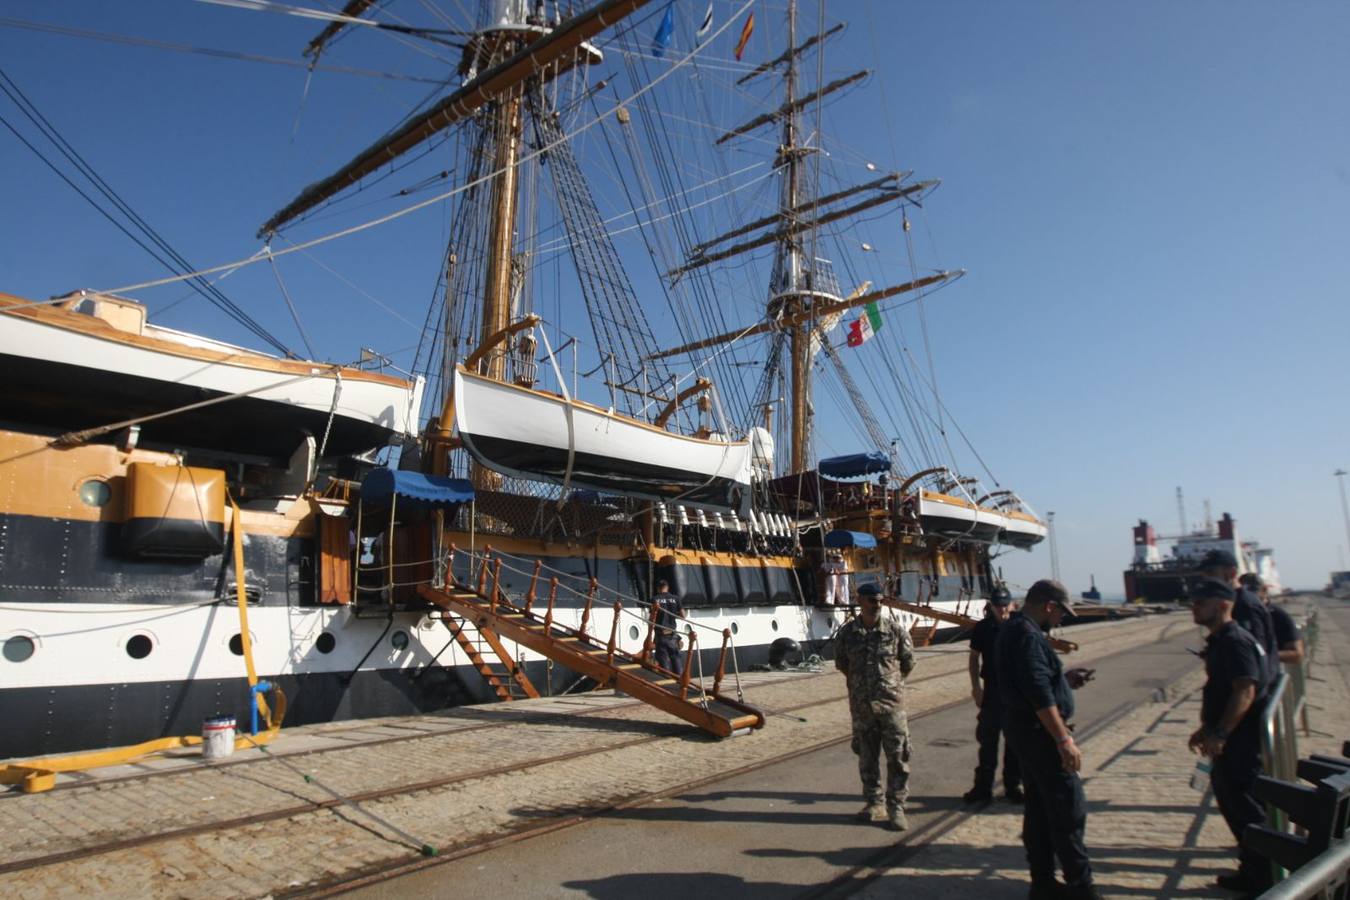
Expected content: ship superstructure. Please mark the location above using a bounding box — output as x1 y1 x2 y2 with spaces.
1123 511 1281 603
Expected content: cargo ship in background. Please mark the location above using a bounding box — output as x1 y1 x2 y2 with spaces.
1123 511 1282 603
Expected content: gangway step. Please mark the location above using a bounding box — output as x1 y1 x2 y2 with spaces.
439 615 540 702
418 583 764 738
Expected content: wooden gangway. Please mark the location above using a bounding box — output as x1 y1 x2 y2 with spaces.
418 548 765 738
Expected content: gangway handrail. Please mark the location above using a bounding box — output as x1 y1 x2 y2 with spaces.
1255 839 1350 900
421 548 764 737
456 545 735 709
472 544 744 643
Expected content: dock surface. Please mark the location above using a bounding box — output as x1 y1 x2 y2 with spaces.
4 598 1345 899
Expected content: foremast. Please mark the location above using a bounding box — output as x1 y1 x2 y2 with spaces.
259 0 650 481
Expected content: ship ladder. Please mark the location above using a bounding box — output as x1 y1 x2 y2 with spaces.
417 547 765 738
440 614 539 701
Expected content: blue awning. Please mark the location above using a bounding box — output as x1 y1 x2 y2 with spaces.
360 469 475 508
818 452 890 479
824 529 878 549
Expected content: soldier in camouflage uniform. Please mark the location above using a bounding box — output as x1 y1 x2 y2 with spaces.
835 581 916 830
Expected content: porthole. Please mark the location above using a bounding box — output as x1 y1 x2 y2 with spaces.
3 635 35 663
125 634 153 659
78 479 111 507
730 621 739 635
315 632 336 654
229 633 244 656
391 630 410 651
771 619 779 632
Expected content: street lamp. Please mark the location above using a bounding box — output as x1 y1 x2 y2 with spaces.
1335 469 1350 568
1046 511 1061 584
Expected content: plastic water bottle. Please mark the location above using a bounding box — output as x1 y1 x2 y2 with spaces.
1190 758 1212 792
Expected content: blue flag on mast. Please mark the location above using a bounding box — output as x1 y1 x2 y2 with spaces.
652 2 675 57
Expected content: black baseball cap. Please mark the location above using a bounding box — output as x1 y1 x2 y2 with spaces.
1200 549 1238 570
1190 577 1235 602
989 585 1013 606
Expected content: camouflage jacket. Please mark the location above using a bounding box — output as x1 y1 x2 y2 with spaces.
835 614 916 715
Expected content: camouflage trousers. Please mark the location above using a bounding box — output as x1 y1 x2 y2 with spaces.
851 703 911 808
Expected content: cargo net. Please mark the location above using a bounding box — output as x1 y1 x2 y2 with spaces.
451 488 645 547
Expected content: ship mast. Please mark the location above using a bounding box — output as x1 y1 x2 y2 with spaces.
780 0 811 475
469 6 532 489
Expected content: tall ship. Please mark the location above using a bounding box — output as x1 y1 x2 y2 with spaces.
1124 511 1281 603
0 0 1048 761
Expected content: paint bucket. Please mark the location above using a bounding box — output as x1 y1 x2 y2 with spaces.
202 715 236 760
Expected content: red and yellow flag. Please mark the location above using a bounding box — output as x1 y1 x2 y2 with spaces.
734 11 755 61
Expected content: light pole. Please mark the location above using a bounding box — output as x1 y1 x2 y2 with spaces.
1335 469 1350 568
1047 511 1061 584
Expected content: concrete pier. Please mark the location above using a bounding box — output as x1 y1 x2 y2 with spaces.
2 598 1344 899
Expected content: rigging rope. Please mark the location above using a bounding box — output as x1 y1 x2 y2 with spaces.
101 0 758 298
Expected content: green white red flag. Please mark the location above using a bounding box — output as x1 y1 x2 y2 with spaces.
846 302 883 347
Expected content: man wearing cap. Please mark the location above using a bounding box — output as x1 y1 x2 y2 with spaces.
1240 573 1305 666
651 580 685 677
963 584 1023 805
996 579 1099 900
1199 550 1277 688
1187 577 1269 894
835 582 916 831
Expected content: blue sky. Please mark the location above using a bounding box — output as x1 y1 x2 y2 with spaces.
2 1 1347 593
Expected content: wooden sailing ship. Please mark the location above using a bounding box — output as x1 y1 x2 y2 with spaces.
0 0 1046 761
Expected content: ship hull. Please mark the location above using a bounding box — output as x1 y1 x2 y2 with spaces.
1123 568 1196 604
0 592 981 761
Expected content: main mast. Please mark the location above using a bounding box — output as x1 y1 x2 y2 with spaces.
774 0 821 475
781 1 808 474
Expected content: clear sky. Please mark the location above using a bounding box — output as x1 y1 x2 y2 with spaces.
3 1 1347 594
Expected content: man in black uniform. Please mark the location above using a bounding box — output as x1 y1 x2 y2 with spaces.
1187 577 1269 894
1200 550 1276 689
996 579 1099 900
1240 573 1305 666
963 584 1023 805
651 579 685 676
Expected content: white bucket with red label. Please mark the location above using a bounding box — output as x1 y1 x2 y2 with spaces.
202 716 236 760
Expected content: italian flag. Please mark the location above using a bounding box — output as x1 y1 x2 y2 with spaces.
846 302 883 347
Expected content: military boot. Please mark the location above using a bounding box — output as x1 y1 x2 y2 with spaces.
856 800 886 822
886 806 908 831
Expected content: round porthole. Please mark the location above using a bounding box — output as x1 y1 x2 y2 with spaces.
126 634 153 659
78 479 112 507
229 633 245 656
629 625 640 640
3 635 35 663
730 621 739 635
391 630 410 651
316 632 336 654
771 619 779 632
